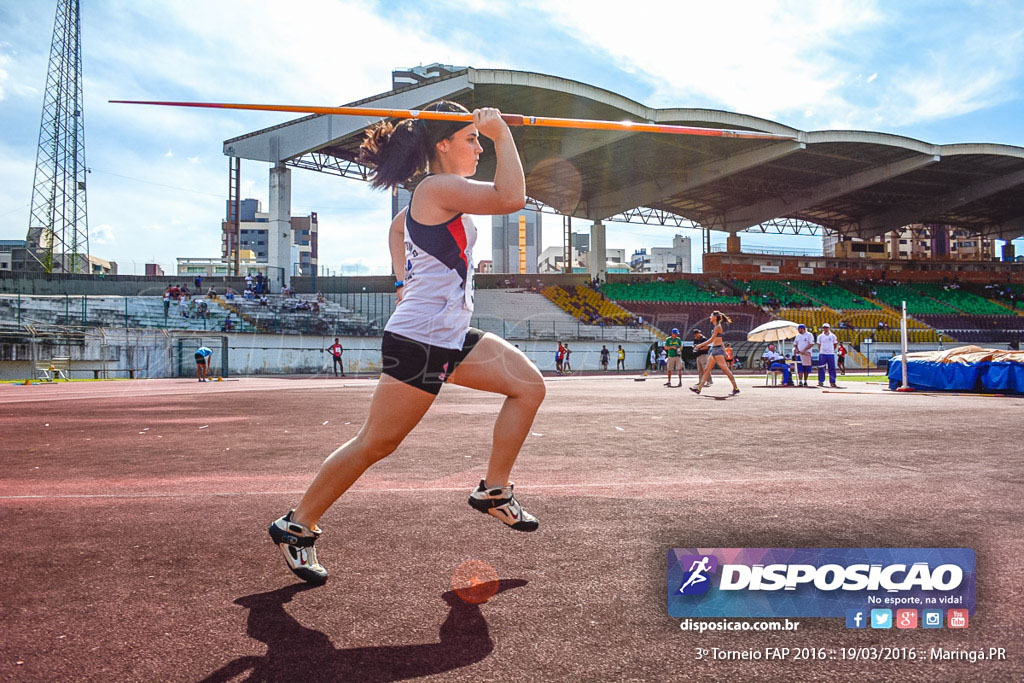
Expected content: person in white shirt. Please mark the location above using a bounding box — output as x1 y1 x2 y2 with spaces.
762 344 794 386
816 322 839 387
793 323 815 386
268 102 541 588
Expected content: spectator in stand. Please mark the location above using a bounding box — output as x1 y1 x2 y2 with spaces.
837 342 848 375
222 315 234 332
259 295 269 307
194 274 202 291
207 286 217 299
616 345 626 372
816 322 839 388
179 296 189 318
600 344 610 371
163 292 170 318
225 287 236 301
245 272 254 291
692 329 712 387
793 323 815 386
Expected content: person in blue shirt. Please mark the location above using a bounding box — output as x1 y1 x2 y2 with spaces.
195 345 213 382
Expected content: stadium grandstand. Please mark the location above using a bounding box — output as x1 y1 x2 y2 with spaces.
3 67 1024 380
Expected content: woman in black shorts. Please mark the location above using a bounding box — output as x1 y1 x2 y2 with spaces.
269 102 545 585
690 311 740 396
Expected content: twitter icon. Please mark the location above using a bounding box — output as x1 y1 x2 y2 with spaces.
871 609 892 629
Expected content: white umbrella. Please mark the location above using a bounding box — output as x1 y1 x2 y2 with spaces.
747 319 801 356
747 319 800 342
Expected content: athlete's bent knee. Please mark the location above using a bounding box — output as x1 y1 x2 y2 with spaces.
353 431 403 464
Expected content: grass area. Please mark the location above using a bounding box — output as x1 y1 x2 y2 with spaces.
749 373 887 383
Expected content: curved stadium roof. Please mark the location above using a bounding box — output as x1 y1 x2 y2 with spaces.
225 68 1024 241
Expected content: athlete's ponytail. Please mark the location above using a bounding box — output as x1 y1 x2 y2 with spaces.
711 310 732 325
358 100 471 189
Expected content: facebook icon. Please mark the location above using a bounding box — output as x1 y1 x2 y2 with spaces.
845 609 867 629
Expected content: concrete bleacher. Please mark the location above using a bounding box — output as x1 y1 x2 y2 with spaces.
0 295 256 333
228 294 378 336
340 289 656 341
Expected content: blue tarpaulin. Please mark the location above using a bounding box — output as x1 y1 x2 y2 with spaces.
888 346 1024 394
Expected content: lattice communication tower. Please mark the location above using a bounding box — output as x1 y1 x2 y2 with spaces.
26 0 89 273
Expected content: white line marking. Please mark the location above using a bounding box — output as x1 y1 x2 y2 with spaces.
0 474 918 501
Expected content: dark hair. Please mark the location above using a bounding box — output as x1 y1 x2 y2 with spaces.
358 100 471 189
711 310 732 325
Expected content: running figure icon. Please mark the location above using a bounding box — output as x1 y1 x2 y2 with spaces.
678 556 712 594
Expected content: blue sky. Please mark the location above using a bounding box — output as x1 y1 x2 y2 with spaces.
2 0 1023 274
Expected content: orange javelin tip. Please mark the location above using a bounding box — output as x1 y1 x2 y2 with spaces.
109 100 798 141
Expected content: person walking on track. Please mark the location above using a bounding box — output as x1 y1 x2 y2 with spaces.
689 311 740 396
269 102 544 586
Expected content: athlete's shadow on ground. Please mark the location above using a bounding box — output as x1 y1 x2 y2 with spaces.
201 579 528 682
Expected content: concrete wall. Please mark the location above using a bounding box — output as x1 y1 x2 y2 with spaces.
0 331 658 380
0 328 175 380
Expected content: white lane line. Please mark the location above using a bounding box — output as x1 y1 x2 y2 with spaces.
0 473 918 501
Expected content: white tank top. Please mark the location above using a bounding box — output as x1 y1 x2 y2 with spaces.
384 207 476 349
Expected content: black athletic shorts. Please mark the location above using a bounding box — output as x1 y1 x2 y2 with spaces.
195 353 208 365
380 327 484 395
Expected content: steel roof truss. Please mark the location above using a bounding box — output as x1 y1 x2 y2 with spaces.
584 140 804 221
721 153 940 232
857 166 1024 238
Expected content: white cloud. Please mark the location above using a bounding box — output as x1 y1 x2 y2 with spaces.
0 53 9 101
885 27 1024 126
91 223 115 245
526 0 881 124
525 0 1024 132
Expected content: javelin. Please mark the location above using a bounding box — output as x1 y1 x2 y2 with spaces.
109 100 798 141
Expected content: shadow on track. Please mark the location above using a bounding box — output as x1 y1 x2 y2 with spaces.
201 579 528 682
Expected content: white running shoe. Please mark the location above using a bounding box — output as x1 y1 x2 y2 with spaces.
268 510 328 585
468 481 538 532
